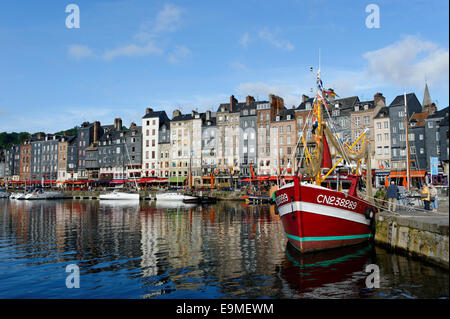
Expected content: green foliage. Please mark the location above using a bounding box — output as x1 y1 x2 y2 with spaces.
55 126 79 137
0 132 30 149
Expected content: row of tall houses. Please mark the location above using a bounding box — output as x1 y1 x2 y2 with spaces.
1 87 449 186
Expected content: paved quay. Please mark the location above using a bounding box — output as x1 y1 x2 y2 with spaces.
375 199 449 269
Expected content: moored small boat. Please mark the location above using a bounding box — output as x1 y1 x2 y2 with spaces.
99 191 140 200
156 192 198 202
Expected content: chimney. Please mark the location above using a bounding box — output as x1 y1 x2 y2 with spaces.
230 95 237 112
130 122 136 129
246 95 255 106
301 94 310 103
93 121 101 143
172 109 181 119
374 93 386 107
146 108 153 115
114 118 122 131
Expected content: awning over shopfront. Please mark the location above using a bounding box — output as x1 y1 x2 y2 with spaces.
375 170 391 176
389 170 426 178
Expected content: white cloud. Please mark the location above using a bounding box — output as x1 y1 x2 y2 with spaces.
153 3 183 33
103 42 163 61
363 35 449 89
67 45 94 60
100 3 185 61
258 27 294 51
240 32 250 48
167 45 191 64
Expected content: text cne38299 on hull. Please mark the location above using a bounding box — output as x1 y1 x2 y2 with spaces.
275 176 377 253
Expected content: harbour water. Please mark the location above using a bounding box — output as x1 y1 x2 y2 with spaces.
0 199 448 299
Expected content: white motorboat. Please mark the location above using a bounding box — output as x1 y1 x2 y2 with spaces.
155 192 198 202
0 192 10 199
15 193 26 200
99 191 140 200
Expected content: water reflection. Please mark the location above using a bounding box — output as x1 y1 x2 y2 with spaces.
277 243 375 298
0 199 448 299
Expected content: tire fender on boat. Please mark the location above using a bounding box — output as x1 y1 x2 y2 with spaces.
364 207 376 238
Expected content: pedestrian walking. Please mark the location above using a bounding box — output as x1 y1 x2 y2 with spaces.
386 181 399 212
430 184 438 212
420 184 431 211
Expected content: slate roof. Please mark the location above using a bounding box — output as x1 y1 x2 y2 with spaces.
142 110 170 124
274 108 295 121
389 93 418 107
374 106 389 119
428 106 449 120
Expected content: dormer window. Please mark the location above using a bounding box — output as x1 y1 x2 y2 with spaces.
276 116 280 121
355 106 359 111
364 104 369 110
287 115 291 120
306 102 311 110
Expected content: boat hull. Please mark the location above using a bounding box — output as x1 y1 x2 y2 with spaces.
99 192 140 200
275 179 376 253
156 192 198 202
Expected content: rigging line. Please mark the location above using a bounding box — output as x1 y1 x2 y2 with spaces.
344 190 434 215
295 108 314 171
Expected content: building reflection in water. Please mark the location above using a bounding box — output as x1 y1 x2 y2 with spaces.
0 199 448 299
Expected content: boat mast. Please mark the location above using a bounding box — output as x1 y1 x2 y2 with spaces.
404 91 411 191
124 137 140 191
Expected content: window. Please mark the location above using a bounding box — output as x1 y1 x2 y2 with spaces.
279 136 284 145
384 146 389 155
377 122 381 129
420 148 424 154
287 125 291 133
419 134 424 140
377 134 382 142
377 147 382 155
355 117 361 126
436 132 440 141
297 117 303 126
428 122 433 128
364 116 370 125
399 122 404 130
384 133 389 141
384 121 388 129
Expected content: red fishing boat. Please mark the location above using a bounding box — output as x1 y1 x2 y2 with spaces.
274 67 377 253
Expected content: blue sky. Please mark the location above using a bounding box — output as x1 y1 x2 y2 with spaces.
0 0 448 133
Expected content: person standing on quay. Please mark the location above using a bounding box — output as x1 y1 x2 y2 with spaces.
386 181 399 212
430 184 438 212
420 184 431 211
